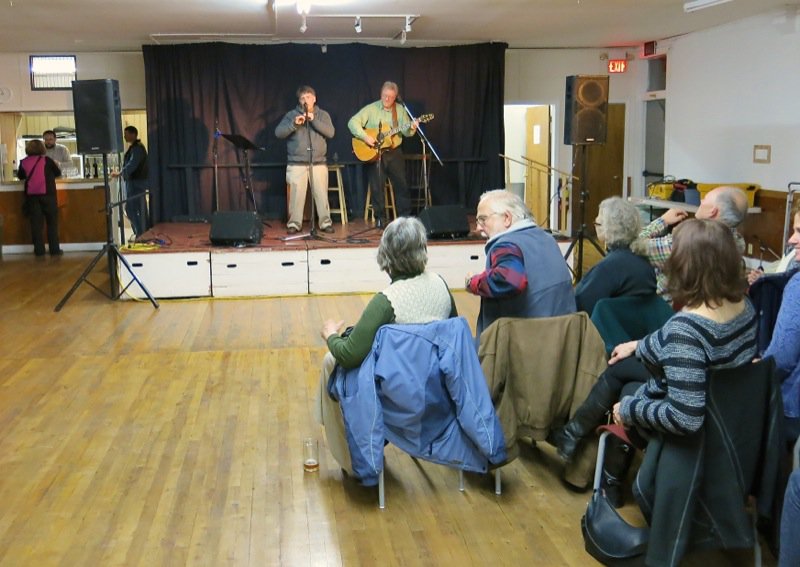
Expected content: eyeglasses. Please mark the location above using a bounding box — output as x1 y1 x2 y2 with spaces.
476 212 502 226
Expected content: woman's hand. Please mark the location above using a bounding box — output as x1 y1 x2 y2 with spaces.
320 319 344 341
612 402 625 427
609 340 638 365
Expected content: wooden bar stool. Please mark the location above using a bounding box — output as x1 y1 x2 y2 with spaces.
363 179 397 222
327 164 348 225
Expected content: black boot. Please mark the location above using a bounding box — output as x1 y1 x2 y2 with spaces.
601 436 634 508
554 378 618 462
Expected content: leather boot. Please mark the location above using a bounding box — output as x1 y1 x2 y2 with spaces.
601 435 634 508
554 378 618 463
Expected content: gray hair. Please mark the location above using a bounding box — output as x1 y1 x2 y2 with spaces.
713 186 748 228
376 217 428 277
381 81 399 94
479 189 533 224
597 197 641 250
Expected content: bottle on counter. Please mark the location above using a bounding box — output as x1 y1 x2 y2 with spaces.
92 160 99 178
85 157 92 178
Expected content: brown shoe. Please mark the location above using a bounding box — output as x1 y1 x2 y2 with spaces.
321 225 334 233
287 226 300 234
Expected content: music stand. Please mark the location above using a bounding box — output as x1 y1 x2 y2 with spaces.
221 133 261 212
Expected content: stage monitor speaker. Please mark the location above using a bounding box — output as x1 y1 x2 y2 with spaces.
418 205 470 240
72 79 124 154
564 75 609 145
209 211 263 246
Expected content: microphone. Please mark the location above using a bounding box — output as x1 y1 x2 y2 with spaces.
303 102 309 117
396 95 403 104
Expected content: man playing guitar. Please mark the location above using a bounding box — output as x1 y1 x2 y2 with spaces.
348 81 418 227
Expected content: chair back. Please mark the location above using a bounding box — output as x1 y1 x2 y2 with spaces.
634 358 781 566
590 295 674 354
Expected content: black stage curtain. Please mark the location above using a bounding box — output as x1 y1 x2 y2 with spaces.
142 42 506 223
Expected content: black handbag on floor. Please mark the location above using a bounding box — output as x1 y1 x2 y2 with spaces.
581 488 648 566
581 430 649 566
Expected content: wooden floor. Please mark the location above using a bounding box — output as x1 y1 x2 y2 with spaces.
0 253 775 566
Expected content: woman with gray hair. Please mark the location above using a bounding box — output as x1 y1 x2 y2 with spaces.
574 196 657 315
316 217 457 473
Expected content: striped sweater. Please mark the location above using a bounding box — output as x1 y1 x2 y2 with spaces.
619 300 757 436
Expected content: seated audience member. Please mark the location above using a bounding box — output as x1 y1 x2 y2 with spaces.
575 196 656 315
316 217 457 474
554 219 757 505
466 189 575 339
764 204 800 443
780 470 800 567
640 185 748 302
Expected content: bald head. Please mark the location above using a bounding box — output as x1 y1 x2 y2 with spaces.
695 186 748 228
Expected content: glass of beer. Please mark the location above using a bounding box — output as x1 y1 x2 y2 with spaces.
303 437 319 472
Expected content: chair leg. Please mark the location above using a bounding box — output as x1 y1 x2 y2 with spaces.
495 468 502 495
458 470 465 492
378 469 385 509
752 509 761 567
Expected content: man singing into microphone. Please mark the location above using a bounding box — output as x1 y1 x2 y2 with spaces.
275 85 335 234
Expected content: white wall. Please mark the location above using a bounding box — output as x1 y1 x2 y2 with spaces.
0 52 145 111
505 47 646 195
505 7 800 195
665 9 800 191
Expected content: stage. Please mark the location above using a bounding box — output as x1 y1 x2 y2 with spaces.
118 219 574 299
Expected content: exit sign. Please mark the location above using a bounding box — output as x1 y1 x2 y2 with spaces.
608 59 628 73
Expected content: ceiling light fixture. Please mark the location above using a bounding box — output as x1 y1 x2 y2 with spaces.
354 16 362 33
683 0 734 13
299 14 307 33
404 16 412 33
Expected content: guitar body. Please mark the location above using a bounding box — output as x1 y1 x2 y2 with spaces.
351 113 435 162
351 128 399 163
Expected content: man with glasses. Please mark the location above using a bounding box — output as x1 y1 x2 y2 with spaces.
466 189 575 339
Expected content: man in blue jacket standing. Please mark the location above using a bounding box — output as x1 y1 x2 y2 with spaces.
275 85 335 234
466 189 575 339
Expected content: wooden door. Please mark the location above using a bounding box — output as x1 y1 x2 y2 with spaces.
524 106 551 227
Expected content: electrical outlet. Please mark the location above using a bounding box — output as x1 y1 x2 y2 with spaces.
747 243 753 255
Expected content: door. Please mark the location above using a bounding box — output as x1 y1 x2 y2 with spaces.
524 106 551 227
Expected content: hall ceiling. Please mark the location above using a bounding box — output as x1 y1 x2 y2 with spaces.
0 0 792 53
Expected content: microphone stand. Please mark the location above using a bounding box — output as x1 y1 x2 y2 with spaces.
212 117 220 212
283 103 336 243
399 97 442 210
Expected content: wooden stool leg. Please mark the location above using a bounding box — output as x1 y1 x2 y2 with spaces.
385 180 397 219
337 169 348 225
364 186 372 222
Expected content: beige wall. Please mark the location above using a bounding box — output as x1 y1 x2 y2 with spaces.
0 51 145 111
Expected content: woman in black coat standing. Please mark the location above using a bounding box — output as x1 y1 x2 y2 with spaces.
17 138 62 256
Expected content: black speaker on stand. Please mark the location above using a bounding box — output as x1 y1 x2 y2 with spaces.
55 79 158 312
72 79 124 154
562 75 608 281
418 205 470 239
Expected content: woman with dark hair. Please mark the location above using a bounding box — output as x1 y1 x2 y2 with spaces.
574 196 656 315
316 217 457 473
555 219 757 503
17 138 62 256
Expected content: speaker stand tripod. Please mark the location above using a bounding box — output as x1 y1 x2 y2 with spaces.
54 154 159 312
562 144 605 282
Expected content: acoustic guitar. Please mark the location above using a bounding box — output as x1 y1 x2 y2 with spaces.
351 113 434 162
